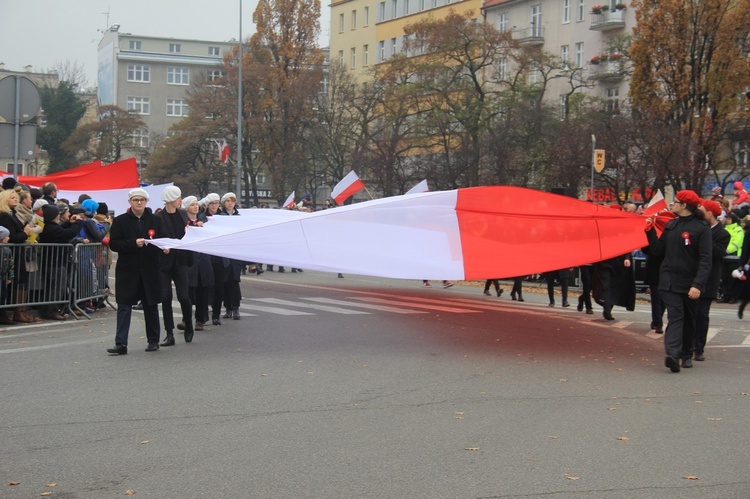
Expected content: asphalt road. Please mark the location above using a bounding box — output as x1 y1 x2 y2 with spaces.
1 271 749 498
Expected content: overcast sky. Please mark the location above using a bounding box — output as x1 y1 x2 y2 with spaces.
1 0 331 89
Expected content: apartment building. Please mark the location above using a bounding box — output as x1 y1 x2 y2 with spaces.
97 25 235 157
330 0 483 81
482 0 633 114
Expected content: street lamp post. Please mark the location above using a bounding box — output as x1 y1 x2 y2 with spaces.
236 0 243 203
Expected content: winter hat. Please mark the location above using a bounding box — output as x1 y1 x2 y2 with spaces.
701 199 722 217
161 185 182 203
56 203 70 217
205 193 220 203
1 177 17 190
0 226 9 240
128 187 150 200
734 181 745 190
81 198 99 215
96 202 109 215
675 190 701 207
32 199 48 212
221 192 237 203
182 196 198 210
42 204 60 223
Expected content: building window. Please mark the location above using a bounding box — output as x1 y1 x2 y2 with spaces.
127 97 150 115
575 42 584 67
577 0 585 21
378 41 385 62
169 43 181 53
378 1 386 22
132 128 149 148
364 6 370 25
208 69 226 83
562 0 570 23
166 99 189 117
391 38 397 57
208 46 220 56
339 13 345 32
606 87 619 113
498 57 507 80
351 10 357 29
129 40 142 51
559 95 568 119
167 67 190 85
338 50 344 66
351 47 357 68
497 12 509 32
127 64 150 82
363 45 369 66
391 0 397 19
530 5 543 36
561 45 570 68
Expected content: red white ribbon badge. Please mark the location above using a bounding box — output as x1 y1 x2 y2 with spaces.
682 231 691 246
147 229 155 239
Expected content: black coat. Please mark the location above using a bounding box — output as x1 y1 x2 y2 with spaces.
38 220 85 244
0 210 28 244
592 253 636 311
704 222 730 298
108 208 164 306
155 208 191 268
646 214 712 294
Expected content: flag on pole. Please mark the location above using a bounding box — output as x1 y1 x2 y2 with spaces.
643 189 667 216
331 171 366 205
405 179 429 195
283 191 295 209
219 139 231 164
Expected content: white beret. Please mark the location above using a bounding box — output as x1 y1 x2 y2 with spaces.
205 193 220 203
32 199 49 211
182 196 198 210
128 188 150 200
221 192 237 203
161 185 182 202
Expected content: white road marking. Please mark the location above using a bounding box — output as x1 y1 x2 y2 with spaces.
250 298 370 314
303 297 426 314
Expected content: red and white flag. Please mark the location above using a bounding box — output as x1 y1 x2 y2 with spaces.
219 139 231 164
331 171 365 205
283 191 295 209
643 189 667 216
405 179 429 195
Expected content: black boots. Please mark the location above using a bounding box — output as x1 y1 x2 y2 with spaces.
160 333 176 347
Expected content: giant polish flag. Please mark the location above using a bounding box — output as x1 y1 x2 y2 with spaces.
147 186 649 280
331 171 365 205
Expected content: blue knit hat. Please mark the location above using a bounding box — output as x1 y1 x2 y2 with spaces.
81 198 99 215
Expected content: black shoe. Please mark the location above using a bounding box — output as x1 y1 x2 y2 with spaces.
603 310 615 321
107 345 127 355
517 297 524 302
145 343 159 352
682 358 693 369
577 301 584 312
497 289 503 297
562 302 570 308
510 292 516 301
184 323 194 343
338 273 344 278
212 317 221 326
548 302 555 307
278 267 285 273
132 303 143 310
654 327 663 334
232 308 240 320
694 352 705 361
256 268 264 275
160 334 175 347
483 290 491 296
586 309 594 315
223 309 232 319
665 356 680 373
291 269 297 273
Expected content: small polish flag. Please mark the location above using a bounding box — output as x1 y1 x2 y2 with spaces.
405 179 429 195
331 171 365 205
643 189 667 216
219 139 231 164
283 191 295 208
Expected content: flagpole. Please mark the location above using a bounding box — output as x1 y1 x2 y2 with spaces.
590 134 595 202
236 0 243 202
363 186 375 200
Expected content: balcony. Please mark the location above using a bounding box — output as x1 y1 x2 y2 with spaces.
589 60 626 82
590 9 626 31
513 26 544 47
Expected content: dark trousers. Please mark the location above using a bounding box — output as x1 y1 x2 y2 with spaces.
694 296 713 354
211 257 228 319
223 280 241 310
661 290 697 360
577 266 592 311
190 285 211 324
484 279 500 293
116 302 160 346
650 284 665 328
160 264 192 333
511 277 523 297
548 278 568 304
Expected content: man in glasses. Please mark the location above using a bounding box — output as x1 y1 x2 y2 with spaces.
106 188 165 355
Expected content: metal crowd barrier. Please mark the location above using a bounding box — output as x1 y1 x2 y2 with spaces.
0 242 114 321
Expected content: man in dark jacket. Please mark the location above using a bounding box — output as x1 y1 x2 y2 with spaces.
694 199 730 362
645 190 712 373
106 188 164 355
155 186 193 346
